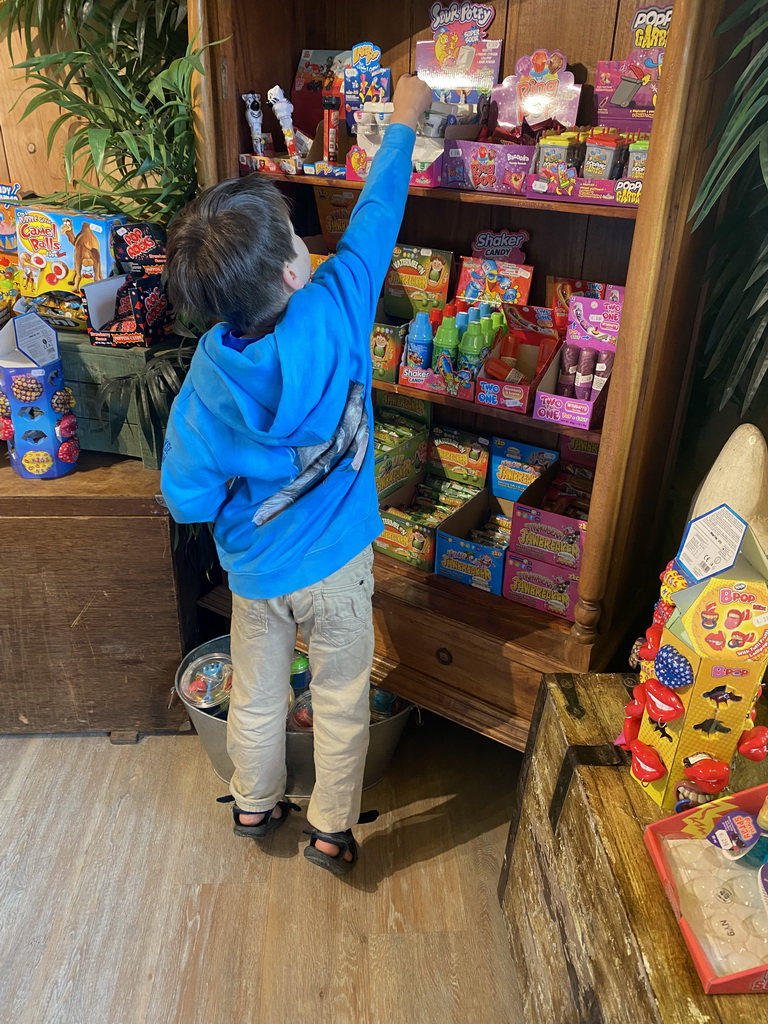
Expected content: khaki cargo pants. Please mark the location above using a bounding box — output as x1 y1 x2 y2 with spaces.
227 547 375 833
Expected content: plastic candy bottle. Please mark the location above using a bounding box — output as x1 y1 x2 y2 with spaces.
467 306 480 325
406 312 433 369
458 320 484 378
432 315 460 373
429 307 444 333
290 650 311 697
741 796 768 868
479 301 492 319
456 310 469 339
479 315 495 360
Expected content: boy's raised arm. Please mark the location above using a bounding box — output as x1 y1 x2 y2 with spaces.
312 75 433 333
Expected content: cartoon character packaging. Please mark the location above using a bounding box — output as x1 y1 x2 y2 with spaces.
0 312 79 479
374 427 488 572
343 42 391 133
502 551 580 619
383 244 453 320
0 182 21 320
314 188 358 251
645 785 768 993
527 168 644 208
436 487 515 594
291 49 352 136
595 3 671 131
15 206 124 328
455 257 533 306
507 464 590 573
414 2 502 104
370 319 407 382
492 50 582 130
442 140 533 194
373 392 430 500
82 222 174 348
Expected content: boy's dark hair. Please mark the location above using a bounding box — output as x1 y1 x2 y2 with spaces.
166 175 297 335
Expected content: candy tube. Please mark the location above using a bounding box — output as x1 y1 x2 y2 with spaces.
589 349 615 401
574 347 598 400
556 343 579 397
323 96 341 162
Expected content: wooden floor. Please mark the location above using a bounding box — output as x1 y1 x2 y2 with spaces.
0 714 522 1024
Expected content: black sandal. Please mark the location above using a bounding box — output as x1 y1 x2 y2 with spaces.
217 795 300 838
303 810 379 876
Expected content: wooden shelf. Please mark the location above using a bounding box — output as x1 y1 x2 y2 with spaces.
372 378 602 443
258 170 639 220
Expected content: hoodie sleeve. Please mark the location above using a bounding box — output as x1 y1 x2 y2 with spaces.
161 404 229 525
311 122 415 337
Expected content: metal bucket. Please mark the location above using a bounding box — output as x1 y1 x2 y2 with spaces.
175 636 412 798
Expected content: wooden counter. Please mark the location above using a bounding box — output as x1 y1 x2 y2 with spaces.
498 673 765 1023
0 453 193 737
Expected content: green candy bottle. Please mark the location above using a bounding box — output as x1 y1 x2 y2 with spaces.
458 320 484 378
432 315 460 374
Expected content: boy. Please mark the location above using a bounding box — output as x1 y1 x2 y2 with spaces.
161 75 432 875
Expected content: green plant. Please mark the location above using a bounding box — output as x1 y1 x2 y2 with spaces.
690 0 768 413
3 0 204 223
95 338 194 457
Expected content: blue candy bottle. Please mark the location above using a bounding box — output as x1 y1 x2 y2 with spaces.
406 312 433 369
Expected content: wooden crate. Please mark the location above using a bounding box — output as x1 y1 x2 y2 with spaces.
498 674 764 1023
58 331 177 470
0 452 197 737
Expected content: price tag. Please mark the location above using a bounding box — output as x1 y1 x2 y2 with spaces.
676 505 747 584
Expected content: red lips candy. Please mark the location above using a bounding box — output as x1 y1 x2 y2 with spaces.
629 740 667 782
644 677 685 723
738 726 768 763
683 757 730 794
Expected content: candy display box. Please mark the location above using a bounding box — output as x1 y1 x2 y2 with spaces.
645 784 768 993
456 257 534 308
442 139 534 195
383 244 453 321
82 273 173 349
398 357 476 403
475 305 560 414
370 318 407 382
533 344 612 430
373 428 488 572
0 312 79 479
632 514 768 813
373 392 430 500
489 437 558 501
527 172 644 209
435 489 516 595
507 467 589 573
502 550 580 620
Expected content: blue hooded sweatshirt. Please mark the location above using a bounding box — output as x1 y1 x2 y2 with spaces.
161 123 415 599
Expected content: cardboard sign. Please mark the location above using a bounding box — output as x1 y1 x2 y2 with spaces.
344 42 391 132
471 228 529 264
595 1 672 130
494 50 582 130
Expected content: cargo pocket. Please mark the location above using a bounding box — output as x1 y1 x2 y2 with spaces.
314 576 372 649
232 596 268 640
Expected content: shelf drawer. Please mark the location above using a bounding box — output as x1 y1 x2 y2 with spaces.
373 600 542 723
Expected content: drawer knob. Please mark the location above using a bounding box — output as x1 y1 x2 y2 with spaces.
436 647 453 666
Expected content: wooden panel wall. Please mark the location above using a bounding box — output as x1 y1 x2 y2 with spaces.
0 30 67 194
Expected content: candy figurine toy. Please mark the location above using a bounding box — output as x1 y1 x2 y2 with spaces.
242 93 266 155
267 85 299 158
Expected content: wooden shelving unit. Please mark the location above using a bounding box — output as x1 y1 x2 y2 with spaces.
372 379 603 443
255 170 639 221
191 0 727 749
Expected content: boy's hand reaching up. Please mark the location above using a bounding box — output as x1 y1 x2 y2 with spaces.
390 74 433 131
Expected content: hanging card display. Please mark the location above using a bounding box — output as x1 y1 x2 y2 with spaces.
415 2 502 104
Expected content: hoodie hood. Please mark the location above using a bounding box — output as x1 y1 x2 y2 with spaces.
190 287 351 448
